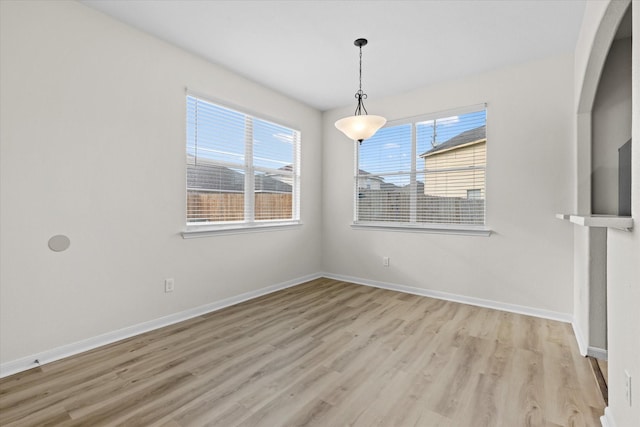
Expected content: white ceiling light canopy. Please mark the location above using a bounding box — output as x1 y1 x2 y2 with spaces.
335 38 386 144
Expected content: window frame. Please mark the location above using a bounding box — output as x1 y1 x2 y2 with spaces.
352 103 491 236
182 91 301 238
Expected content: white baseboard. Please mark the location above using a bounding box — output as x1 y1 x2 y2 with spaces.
321 272 573 323
600 407 616 427
0 273 322 378
588 346 608 360
572 321 588 356
0 271 578 378
570 322 608 359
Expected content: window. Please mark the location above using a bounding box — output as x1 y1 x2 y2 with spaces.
186 94 300 230
355 104 486 229
467 189 482 199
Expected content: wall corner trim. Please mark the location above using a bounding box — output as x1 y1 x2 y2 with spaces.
572 320 589 356
0 272 323 378
600 406 617 427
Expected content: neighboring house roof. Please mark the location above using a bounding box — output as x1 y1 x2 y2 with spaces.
357 169 400 189
357 169 386 182
381 181 399 190
187 157 292 193
419 125 486 157
255 173 293 192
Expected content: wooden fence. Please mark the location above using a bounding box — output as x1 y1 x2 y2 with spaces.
188 189 483 225
357 190 484 225
187 191 292 222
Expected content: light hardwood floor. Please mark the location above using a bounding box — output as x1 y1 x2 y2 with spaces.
0 278 604 426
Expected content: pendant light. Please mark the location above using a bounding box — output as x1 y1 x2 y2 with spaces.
335 38 386 143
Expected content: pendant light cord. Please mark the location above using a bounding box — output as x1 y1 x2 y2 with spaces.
358 45 363 93
354 44 368 116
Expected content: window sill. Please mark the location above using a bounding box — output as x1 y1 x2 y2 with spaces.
182 221 302 239
351 222 492 236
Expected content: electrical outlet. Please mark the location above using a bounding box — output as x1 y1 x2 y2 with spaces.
625 370 632 406
383 256 390 267
165 278 175 293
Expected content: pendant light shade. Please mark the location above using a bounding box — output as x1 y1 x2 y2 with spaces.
334 114 386 142
335 38 386 143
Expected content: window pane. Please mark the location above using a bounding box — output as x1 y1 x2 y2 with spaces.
254 171 293 220
187 96 245 166
252 118 297 221
357 174 411 222
420 110 486 224
356 106 486 228
417 110 486 172
253 118 296 170
358 124 412 175
419 173 485 225
187 165 245 223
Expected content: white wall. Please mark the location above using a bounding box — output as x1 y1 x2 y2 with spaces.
322 54 575 317
574 1 640 425
606 4 640 425
0 1 322 366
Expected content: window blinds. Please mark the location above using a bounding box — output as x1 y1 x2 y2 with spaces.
186 95 300 226
356 106 486 226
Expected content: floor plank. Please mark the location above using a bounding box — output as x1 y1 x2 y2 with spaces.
0 278 604 426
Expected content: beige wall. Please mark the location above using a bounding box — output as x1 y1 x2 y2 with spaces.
424 141 486 198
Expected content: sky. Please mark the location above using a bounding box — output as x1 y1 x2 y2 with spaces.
186 96 296 173
358 109 486 186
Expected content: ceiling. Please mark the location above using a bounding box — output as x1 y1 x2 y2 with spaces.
81 0 587 111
